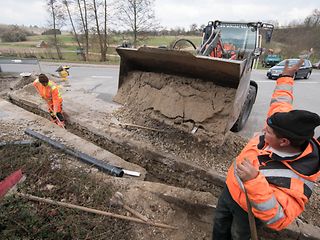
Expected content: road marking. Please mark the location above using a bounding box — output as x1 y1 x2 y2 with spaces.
295 82 319 84
256 80 319 84
91 76 112 79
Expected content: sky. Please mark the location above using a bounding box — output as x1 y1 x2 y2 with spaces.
0 0 319 30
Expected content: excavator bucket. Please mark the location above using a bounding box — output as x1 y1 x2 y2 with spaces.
113 46 250 142
116 47 245 89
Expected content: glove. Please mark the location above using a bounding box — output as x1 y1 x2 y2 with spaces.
280 59 304 77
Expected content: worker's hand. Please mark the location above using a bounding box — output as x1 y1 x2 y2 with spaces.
281 59 304 77
236 158 258 182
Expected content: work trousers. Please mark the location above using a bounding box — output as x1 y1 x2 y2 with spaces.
212 185 261 240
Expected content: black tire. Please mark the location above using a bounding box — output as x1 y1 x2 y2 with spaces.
231 85 257 132
304 71 311 79
172 39 197 50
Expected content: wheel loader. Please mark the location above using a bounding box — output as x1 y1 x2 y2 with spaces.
113 21 274 141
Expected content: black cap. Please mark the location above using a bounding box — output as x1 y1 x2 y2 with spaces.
267 110 320 140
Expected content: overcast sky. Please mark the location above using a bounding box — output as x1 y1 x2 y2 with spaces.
0 0 319 29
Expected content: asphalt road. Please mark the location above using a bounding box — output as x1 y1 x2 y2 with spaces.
247 69 320 139
2 61 320 138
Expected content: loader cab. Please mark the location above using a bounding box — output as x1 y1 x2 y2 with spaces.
200 21 263 62
217 24 256 49
215 22 259 60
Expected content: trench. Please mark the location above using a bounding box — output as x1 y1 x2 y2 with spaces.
8 96 225 198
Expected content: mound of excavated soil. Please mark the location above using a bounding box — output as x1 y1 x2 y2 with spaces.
0 74 36 96
114 71 236 142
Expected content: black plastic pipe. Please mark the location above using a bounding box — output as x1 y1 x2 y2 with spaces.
25 128 124 177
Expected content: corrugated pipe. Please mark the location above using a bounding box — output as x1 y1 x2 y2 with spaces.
25 128 124 177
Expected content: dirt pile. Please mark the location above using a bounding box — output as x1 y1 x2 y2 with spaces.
0 74 18 96
114 71 236 142
0 73 36 97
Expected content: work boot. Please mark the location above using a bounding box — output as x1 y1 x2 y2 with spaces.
55 112 65 128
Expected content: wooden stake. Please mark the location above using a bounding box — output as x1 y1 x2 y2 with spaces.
16 193 177 230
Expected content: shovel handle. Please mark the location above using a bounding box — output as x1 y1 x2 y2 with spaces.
244 189 259 240
15 193 177 230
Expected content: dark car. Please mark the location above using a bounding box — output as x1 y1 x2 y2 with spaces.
266 58 312 79
312 61 320 69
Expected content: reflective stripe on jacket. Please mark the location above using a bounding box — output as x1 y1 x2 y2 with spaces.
226 76 320 230
33 79 62 112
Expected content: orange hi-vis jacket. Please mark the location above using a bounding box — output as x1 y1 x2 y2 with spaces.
33 79 63 113
226 76 320 230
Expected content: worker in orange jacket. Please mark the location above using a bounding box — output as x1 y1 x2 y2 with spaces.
33 73 65 127
213 59 320 240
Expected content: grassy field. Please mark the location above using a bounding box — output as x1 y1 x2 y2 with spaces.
2 32 315 67
0 34 203 64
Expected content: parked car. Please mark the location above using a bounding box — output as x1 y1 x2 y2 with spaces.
312 61 320 69
262 54 282 67
266 58 312 79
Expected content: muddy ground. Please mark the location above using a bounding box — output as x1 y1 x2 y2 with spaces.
1 73 320 239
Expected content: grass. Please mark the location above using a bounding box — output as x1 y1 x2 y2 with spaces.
0 143 133 239
140 35 202 47
27 34 77 43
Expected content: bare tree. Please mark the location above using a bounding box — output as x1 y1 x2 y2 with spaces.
63 0 86 61
77 0 89 60
47 0 65 59
115 0 158 46
304 9 320 27
92 0 108 61
189 23 198 35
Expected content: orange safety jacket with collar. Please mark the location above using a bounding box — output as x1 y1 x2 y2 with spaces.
226 76 320 230
210 40 224 58
33 79 63 113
